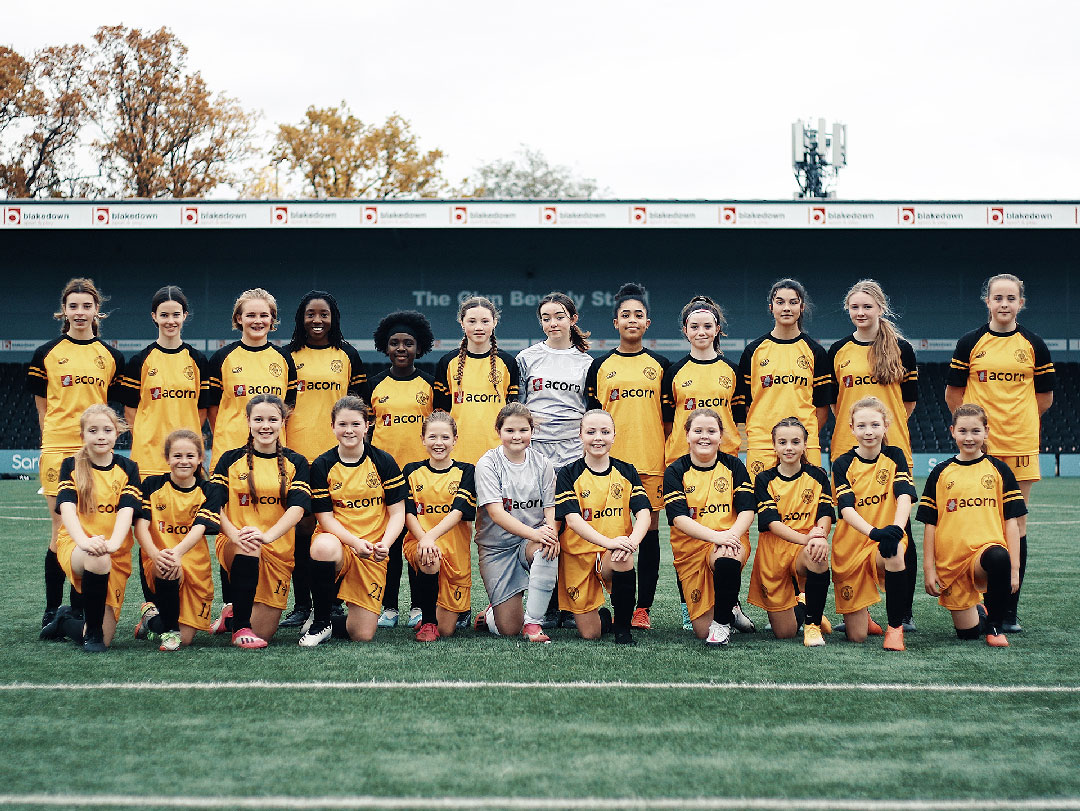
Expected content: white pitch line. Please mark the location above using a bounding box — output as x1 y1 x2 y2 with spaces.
1027 521 1080 525
1 680 1078 693
0 515 49 521
1 793 1079 810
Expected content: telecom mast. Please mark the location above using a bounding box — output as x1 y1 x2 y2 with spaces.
792 118 846 198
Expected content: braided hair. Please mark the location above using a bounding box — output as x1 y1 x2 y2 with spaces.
454 296 501 391
244 394 290 509
286 290 343 351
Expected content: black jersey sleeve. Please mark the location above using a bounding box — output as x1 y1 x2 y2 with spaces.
497 349 520 400
433 351 453 412
283 449 311 512
138 474 163 521
371 446 407 505
728 455 756 514
1021 327 1056 394
554 461 582 521
898 339 919 403
281 348 298 409
452 462 477 520
831 450 856 510
26 339 58 397
660 358 678 423
342 342 367 395
916 460 949 525
204 346 228 407
808 338 833 407
989 455 1028 520
807 464 836 521
54 455 78 510
884 445 918 500
584 354 605 411
120 345 151 409
946 328 982 388
401 461 422 516
826 339 845 405
728 356 748 424
755 469 782 531
738 340 759 413
118 455 142 511
663 457 691 522
613 458 652 514
194 478 222 534
188 347 211 410
309 450 334 514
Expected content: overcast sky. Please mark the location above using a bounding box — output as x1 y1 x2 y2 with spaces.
6 1 1078 200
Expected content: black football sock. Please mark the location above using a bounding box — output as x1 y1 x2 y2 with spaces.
229 555 260 631
793 601 807 629
407 560 420 611
81 571 109 641
637 529 660 609
331 614 350 638
45 550 65 611
712 558 741 625
803 570 830 627
677 576 686 604
291 521 313 612
416 571 439 625
903 523 918 617
154 577 181 632
308 560 337 629
611 569 636 631
981 545 1011 631
68 583 83 613
1006 534 1027 618
382 530 405 612
884 569 907 629
219 565 233 605
137 548 154 603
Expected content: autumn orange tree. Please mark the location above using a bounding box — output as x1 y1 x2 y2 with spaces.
271 104 446 198
87 25 256 198
0 45 90 197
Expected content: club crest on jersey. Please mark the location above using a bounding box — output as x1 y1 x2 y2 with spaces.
718 376 732 389
566 586 580 601
797 356 811 370
685 485 696 494
366 473 380 488
691 589 702 603
610 482 623 498
841 585 853 601
184 365 195 380
1014 349 1028 363
876 470 889 485
330 360 343 373
416 392 429 405
533 378 544 392
94 356 106 370
714 478 728 493
448 481 459 495
801 488 814 504
750 461 764 475
268 363 282 377
981 474 996 490
643 367 657 381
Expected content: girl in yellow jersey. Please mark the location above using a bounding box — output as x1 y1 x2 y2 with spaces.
738 279 831 481
304 396 408 646
206 288 297 468
917 404 1024 647
133 429 221 651
369 310 436 630
433 296 520 465
121 285 210 607
663 408 756 648
402 411 477 641
39 405 140 652
211 394 310 649
945 273 1054 633
585 282 669 630
830 397 916 651
662 295 746 630
28 278 124 634
751 417 835 647
555 410 651 645
278 291 365 631
828 280 919 631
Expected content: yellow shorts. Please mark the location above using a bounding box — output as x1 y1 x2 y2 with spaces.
40 449 77 498
55 531 133 621
832 537 908 615
747 534 805 613
216 535 293 611
639 473 665 511
999 454 1040 483
557 548 607 614
936 542 1005 612
673 538 750 621
335 542 388 615
142 544 214 631
403 534 472 614
745 447 822 482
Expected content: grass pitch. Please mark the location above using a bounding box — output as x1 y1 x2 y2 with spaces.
1 478 1078 810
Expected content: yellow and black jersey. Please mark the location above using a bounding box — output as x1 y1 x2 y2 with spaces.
738 334 831 452
120 342 210 476
139 474 221 547
310 445 407 542
831 445 917 543
585 349 670 476
661 354 745 462
206 342 297 464
947 324 1055 456
916 455 1026 547
368 369 436 467
402 460 476 544
828 336 918 465
26 336 125 451
433 350 520 465
287 342 365 462
555 457 651 556
755 463 835 536
55 453 141 536
211 446 311 540
664 452 756 550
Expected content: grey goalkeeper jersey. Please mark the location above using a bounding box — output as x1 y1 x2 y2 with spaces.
516 342 592 442
473 446 556 549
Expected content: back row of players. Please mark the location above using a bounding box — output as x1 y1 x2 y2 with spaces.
29 275 1053 650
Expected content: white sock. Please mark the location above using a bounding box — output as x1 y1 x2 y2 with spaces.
485 604 500 636
524 549 558 625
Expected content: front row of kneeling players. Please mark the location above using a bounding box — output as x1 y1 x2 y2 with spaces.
42 392 1024 652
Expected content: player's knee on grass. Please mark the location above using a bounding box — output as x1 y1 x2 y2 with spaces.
843 611 868 643
576 610 602 640
769 609 799 639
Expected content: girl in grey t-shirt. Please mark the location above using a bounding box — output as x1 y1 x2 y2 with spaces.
473 403 559 642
